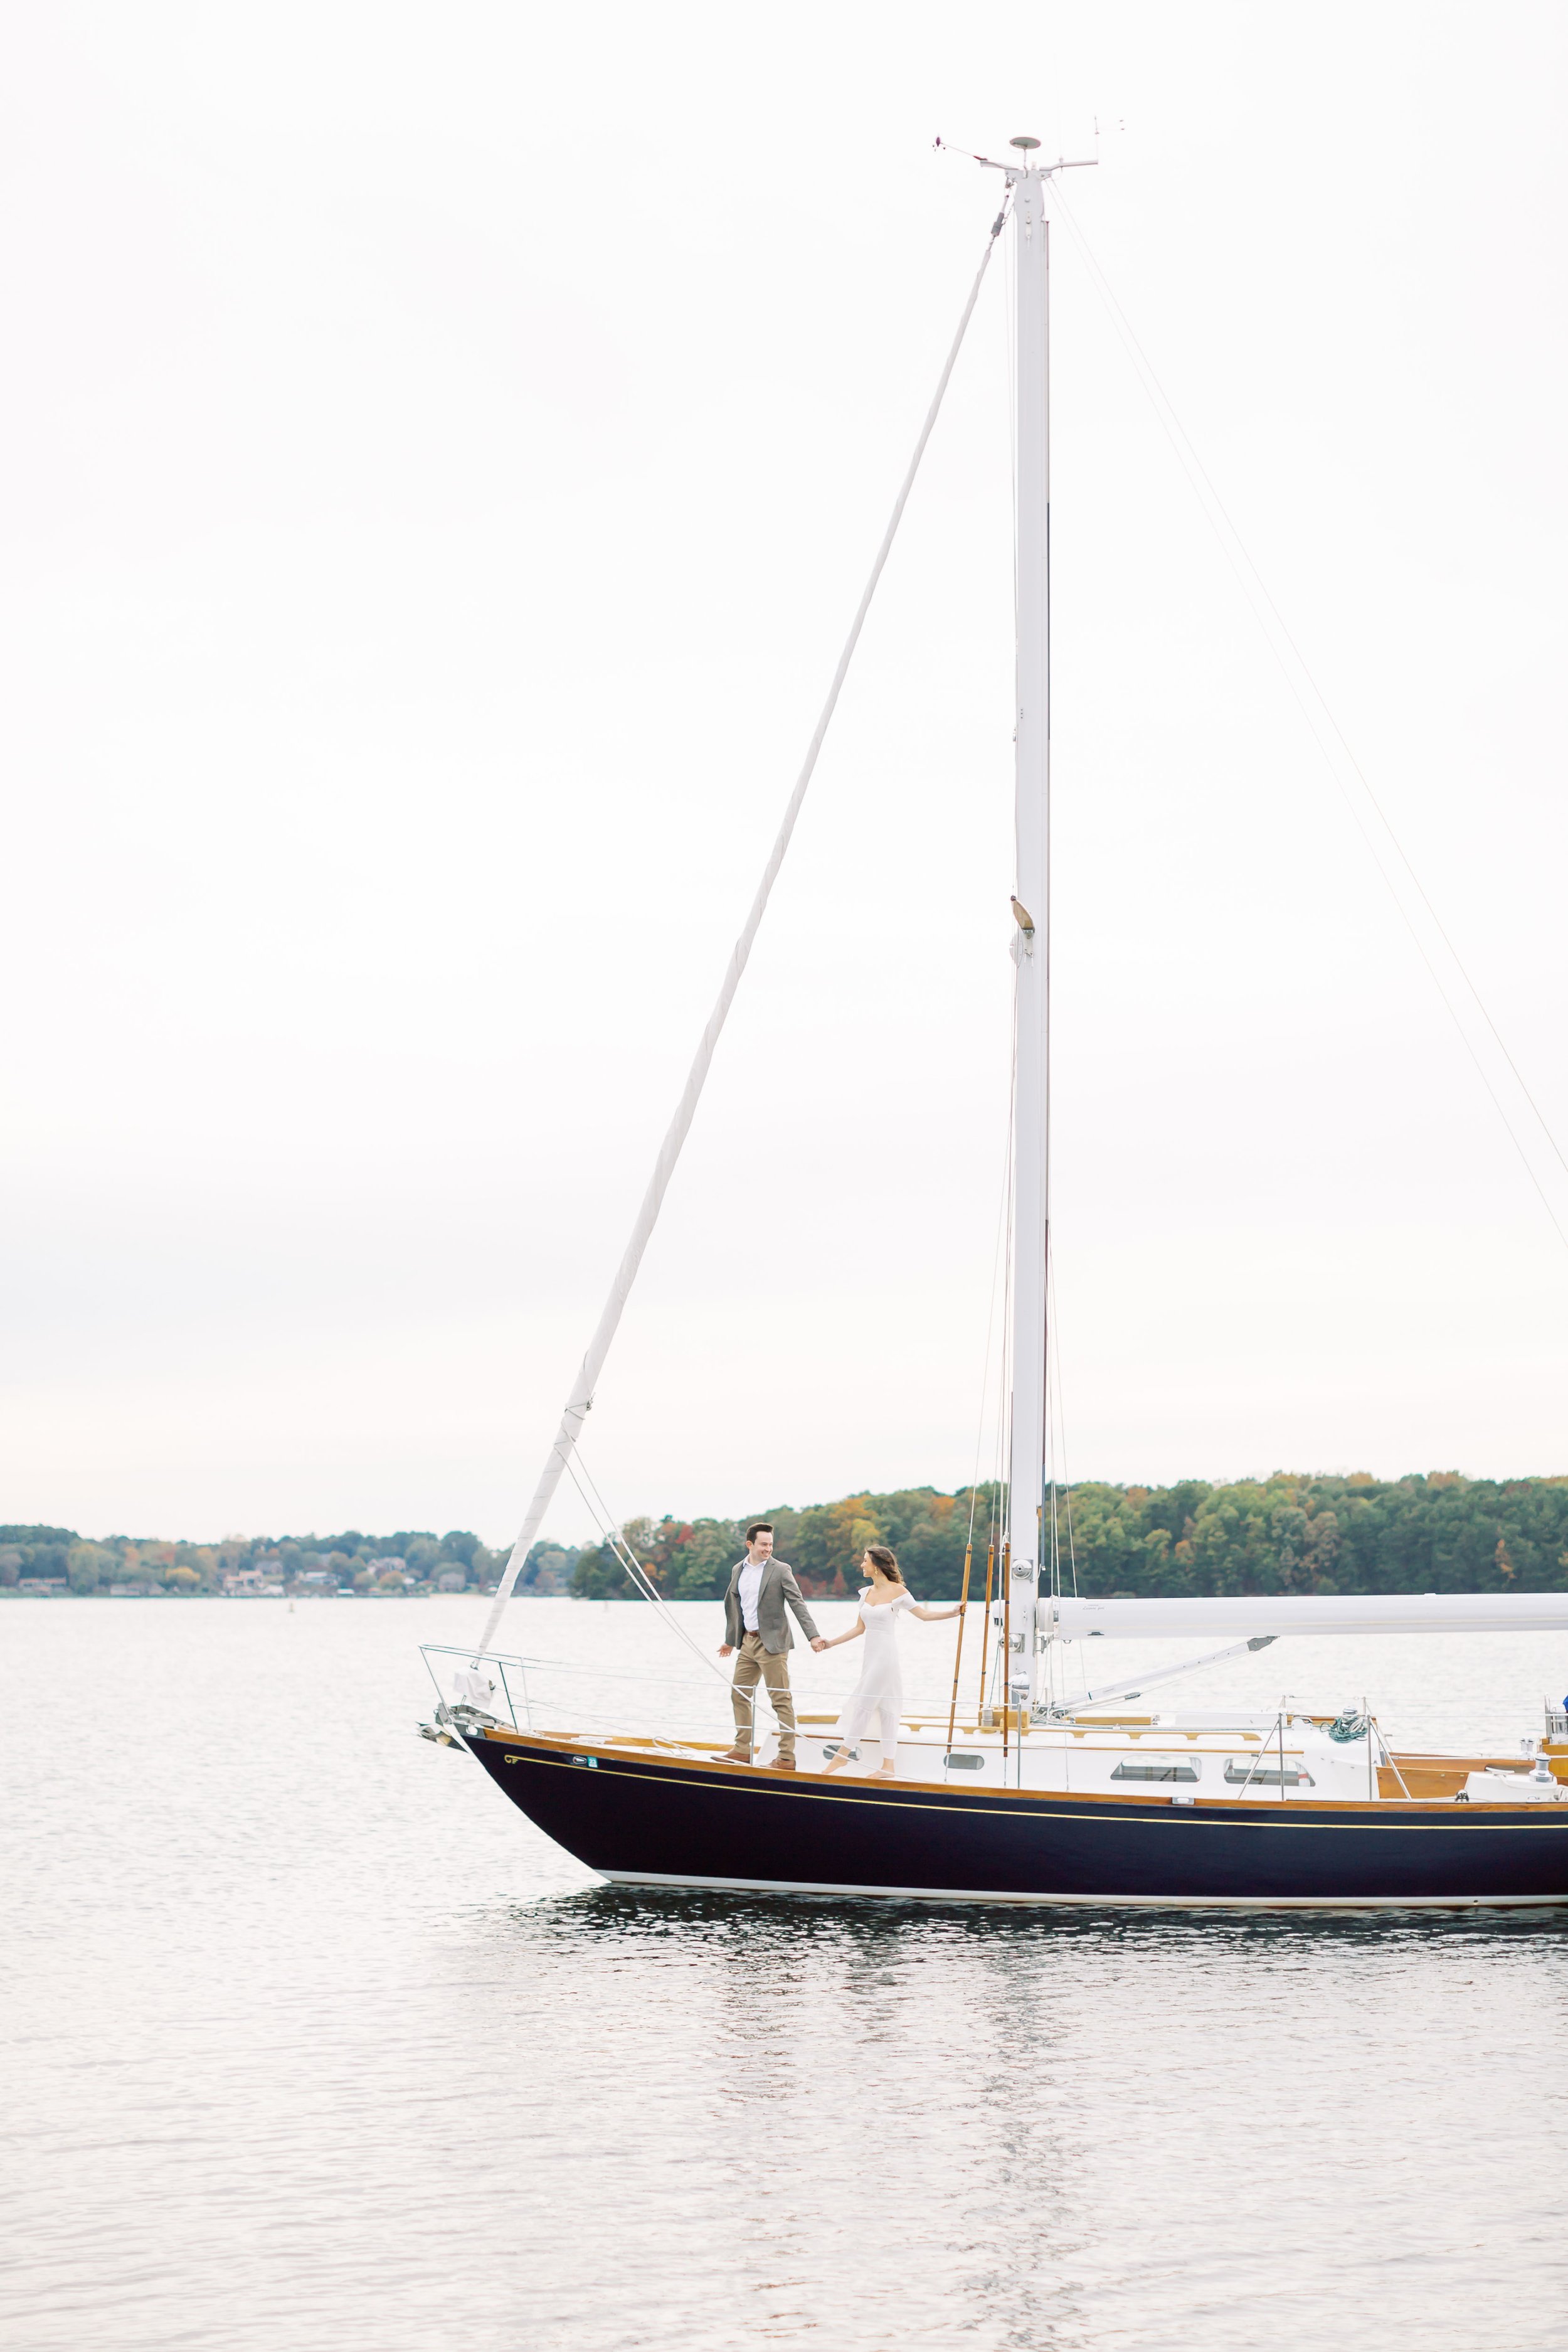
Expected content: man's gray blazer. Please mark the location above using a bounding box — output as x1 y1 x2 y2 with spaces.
723 1558 822 1654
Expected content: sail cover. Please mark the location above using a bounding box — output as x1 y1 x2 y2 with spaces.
1049 1594 1568 1639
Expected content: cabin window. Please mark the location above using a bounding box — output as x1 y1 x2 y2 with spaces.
1111 1760 1200 1783
1223 1760 1313 1787
945 1753 984 1770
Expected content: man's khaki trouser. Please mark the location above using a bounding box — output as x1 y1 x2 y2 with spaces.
731 1632 797 1760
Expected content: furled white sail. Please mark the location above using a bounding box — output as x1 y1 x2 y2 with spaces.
1049 1594 1568 1639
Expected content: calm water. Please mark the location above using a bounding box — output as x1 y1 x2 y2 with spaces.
6 1595 1568 2351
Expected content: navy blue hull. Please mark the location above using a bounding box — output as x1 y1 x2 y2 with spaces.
467 1733 1568 1908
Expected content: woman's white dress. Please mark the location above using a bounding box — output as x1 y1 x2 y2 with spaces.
833 1589 916 1762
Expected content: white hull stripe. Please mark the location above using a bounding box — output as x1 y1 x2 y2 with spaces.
597 1868 1568 1913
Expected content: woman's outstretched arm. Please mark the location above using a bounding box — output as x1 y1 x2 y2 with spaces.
820 1619 866 1649
908 1602 963 1622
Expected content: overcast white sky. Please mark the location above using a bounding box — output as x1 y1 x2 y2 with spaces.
4 2 1568 1546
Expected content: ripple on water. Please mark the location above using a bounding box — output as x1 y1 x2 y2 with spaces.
4 1599 1567 2351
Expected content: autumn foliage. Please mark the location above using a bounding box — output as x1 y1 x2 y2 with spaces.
545 1469 1568 1603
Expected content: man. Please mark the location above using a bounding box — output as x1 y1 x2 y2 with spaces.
717 1521 827 1770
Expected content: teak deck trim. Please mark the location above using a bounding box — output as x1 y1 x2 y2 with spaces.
477 1726 1568 1825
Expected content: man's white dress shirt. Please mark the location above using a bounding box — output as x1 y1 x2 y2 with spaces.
738 1556 766 1632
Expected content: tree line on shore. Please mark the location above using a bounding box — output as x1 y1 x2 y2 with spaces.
8 1469 1567 1601
0 1526 506 1595
528 1467 1568 1602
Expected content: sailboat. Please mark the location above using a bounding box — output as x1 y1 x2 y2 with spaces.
422 141 1568 1908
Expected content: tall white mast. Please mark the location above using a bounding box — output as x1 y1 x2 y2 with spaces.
1008 144 1051 1713
995 135 1093 1715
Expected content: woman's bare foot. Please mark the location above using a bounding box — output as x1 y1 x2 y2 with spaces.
824 1746 854 1773
873 1760 896 1777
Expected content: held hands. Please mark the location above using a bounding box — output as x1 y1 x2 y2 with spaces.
723 1637 825 1654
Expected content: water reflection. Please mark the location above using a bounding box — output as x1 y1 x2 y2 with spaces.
9 1599 1568 2352
504 1876 1568 1950
456 1886 1568 2351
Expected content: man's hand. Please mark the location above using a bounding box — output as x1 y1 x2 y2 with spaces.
718 1644 733 1658
810 1637 828 1652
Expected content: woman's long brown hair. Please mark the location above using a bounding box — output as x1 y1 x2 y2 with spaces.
864 1543 905 1587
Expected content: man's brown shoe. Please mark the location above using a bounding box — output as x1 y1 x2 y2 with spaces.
717 1747 752 1764
770 1755 798 1771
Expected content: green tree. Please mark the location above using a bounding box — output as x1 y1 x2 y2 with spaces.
66 1542 115 1593
572 1543 642 1599
522 1541 577 1594
662 1519 740 1600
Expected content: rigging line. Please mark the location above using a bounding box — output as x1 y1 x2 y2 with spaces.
573 1450 709 1637
475 204 1013 1657
559 1451 744 1706
1006 204 1020 639
571 1447 648 1567
571 1450 847 1723
571 1459 751 1701
988 981 1018 1721
561 1455 659 1601
1049 1413 1064 1603
990 977 1017 1563
1051 190 1568 1201
1046 1257 1082 1654
462 1652 730 1693
1047 189 1568 1252
1048 1383 1062 1646
994 969 1016 1558
569 1461 648 1583
566 1451 702 1634
958 955 1019 1745
965 952 1022 1555
1042 1216 1059 1607
1040 1255 1076 1700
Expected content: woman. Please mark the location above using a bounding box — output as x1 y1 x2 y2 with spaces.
820 1545 963 1776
